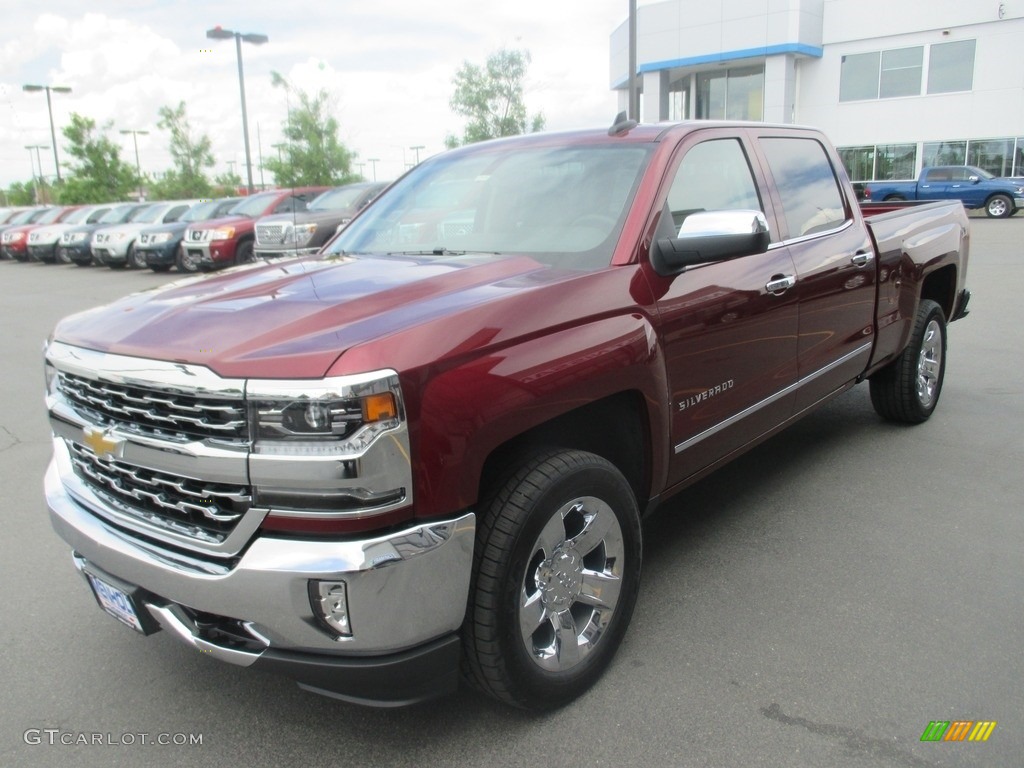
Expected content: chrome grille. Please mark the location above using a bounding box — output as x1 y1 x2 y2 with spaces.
256 223 286 245
68 442 250 543
58 372 248 443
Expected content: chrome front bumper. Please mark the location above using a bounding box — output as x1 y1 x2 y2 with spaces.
46 458 475 656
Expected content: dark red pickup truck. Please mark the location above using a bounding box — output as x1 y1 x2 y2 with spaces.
44 120 969 710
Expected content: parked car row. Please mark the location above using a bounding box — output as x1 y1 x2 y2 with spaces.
0 181 388 273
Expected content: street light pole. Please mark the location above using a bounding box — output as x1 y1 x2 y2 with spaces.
119 129 148 198
22 84 72 182
410 145 425 165
367 158 380 182
207 26 268 194
25 145 48 203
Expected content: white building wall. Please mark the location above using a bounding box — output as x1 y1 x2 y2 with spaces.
611 0 1024 147
799 2 1024 149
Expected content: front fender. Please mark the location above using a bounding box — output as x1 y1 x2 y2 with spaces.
412 313 669 518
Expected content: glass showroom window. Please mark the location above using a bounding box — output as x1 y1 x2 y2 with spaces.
927 40 976 94
880 47 923 98
923 141 967 168
838 146 875 182
668 78 689 121
697 67 763 120
876 144 917 180
840 52 880 101
968 138 1015 177
1015 139 1024 176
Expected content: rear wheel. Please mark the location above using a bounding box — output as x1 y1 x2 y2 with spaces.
985 194 1012 218
462 449 642 710
149 263 171 273
884 194 906 202
869 299 947 423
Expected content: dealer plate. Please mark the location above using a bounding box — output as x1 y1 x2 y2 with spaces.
85 571 146 633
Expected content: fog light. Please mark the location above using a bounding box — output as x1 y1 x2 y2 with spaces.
311 580 352 637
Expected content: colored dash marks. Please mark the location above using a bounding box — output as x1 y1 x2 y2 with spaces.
920 720 997 742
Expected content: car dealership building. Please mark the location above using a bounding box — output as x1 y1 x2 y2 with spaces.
610 0 1024 181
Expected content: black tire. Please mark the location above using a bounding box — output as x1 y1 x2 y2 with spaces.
129 243 147 270
462 449 642 710
234 239 254 266
869 299 947 423
149 263 171 273
985 194 1013 218
176 249 200 273
884 194 906 202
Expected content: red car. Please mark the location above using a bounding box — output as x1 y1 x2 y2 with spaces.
1 206 81 261
179 187 328 271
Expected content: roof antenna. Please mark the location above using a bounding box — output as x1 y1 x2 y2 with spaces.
608 111 638 136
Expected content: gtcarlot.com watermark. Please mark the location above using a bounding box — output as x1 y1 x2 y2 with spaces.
24 729 203 747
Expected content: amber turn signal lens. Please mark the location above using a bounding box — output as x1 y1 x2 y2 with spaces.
362 392 397 422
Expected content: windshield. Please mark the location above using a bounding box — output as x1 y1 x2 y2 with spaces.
99 204 140 224
325 144 651 271
228 193 277 218
61 206 94 225
131 204 166 224
36 207 66 224
8 209 38 225
309 186 367 211
182 201 220 222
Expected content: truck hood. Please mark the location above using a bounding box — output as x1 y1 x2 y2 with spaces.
187 214 252 233
52 252 552 379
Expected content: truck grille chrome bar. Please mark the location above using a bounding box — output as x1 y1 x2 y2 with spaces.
68 441 250 542
58 372 249 443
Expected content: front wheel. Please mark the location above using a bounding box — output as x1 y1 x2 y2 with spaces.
986 194 1013 218
462 449 642 710
129 244 147 269
176 249 200 273
234 240 254 266
869 299 947 423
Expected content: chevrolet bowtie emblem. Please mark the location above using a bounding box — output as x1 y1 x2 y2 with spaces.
83 427 123 459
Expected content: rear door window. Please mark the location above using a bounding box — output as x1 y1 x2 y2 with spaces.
760 137 848 239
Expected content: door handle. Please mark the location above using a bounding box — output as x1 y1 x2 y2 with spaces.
851 250 874 267
765 275 796 294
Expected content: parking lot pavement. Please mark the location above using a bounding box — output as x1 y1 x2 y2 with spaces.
2 227 1021 768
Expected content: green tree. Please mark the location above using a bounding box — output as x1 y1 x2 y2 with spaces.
264 72 359 187
211 169 243 196
148 101 214 199
445 47 545 148
5 181 38 205
57 113 137 203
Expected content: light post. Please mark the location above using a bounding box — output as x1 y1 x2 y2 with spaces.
119 128 148 199
410 145 425 165
206 26 268 193
25 144 48 203
22 84 72 182
367 158 380 182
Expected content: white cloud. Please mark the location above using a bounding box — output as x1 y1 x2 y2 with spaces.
0 2 629 190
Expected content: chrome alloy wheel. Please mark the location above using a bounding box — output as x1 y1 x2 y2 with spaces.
916 318 943 409
519 496 625 673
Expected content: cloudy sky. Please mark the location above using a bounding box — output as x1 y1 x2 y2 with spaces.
1 1 633 191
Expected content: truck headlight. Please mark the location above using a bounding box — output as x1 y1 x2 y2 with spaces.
285 223 318 247
250 372 401 456
209 227 235 241
149 232 172 244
